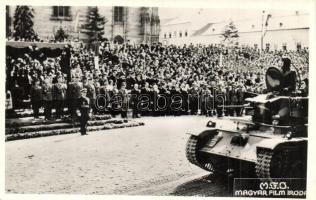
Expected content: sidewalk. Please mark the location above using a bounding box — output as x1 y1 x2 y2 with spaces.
5 109 144 141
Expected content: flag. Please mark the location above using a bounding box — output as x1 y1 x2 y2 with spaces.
219 52 223 67
262 13 272 37
94 56 99 70
74 10 80 32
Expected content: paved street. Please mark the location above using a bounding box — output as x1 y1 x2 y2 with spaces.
6 116 232 196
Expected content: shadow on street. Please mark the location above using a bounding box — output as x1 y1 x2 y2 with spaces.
170 173 235 197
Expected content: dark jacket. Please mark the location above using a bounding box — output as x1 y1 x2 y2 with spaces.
30 85 43 102
53 83 66 101
42 84 53 101
282 70 297 93
77 96 91 120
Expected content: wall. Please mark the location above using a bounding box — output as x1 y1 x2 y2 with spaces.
8 6 160 45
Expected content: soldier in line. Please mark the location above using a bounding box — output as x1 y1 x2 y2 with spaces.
109 87 121 117
236 84 245 116
189 83 199 115
85 77 97 114
180 84 189 115
42 77 53 120
215 85 226 117
93 76 101 113
170 85 182 116
30 79 43 119
130 83 141 118
200 84 209 116
98 79 111 114
67 74 82 119
118 82 129 118
203 87 214 117
77 88 91 135
140 82 152 116
52 76 67 119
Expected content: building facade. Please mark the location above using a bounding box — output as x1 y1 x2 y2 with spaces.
160 11 309 51
7 6 160 44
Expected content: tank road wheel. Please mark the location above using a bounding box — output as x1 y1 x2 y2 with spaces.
185 135 228 174
288 159 306 178
185 135 216 173
269 150 288 178
256 146 307 180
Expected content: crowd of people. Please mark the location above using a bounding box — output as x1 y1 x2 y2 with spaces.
5 41 309 120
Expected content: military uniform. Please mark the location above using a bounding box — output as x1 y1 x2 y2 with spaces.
131 86 141 118
282 70 297 95
67 79 82 118
85 81 96 114
42 81 53 120
215 88 225 117
281 58 297 95
77 89 91 135
189 86 199 115
99 85 111 114
118 84 129 118
53 81 67 118
236 88 244 116
140 86 152 116
30 83 43 118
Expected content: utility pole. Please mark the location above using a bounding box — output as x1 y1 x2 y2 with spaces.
260 10 265 53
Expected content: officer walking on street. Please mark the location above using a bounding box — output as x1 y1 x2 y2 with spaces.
77 88 91 136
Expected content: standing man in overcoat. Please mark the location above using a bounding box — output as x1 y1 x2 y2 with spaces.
77 88 91 135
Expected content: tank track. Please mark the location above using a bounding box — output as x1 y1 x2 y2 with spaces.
185 135 200 166
255 149 274 180
185 135 216 172
255 147 290 180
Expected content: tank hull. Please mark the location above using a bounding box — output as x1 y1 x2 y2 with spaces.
185 119 307 179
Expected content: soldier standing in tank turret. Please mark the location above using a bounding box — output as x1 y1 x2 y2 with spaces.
280 57 297 95
77 88 91 136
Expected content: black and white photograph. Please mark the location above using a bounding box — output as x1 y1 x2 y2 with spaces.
2 0 315 199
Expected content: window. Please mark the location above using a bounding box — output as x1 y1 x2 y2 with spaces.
169 33 171 38
52 6 71 20
164 33 166 39
179 32 182 37
265 43 270 51
212 28 215 32
185 31 188 37
254 44 258 49
174 31 177 37
114 7 124 23
251 24 255 29
282 43 287 51
295 11 299 15
297 42 302 51
279 22 283 28
274 44 278 50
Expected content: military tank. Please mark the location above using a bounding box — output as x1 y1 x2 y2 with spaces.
185 67 308 180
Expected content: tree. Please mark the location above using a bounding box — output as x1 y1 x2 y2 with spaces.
85 7 108 43
54 27 68 42
13 6 38 41
6 6 11 38
220 20 239 46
